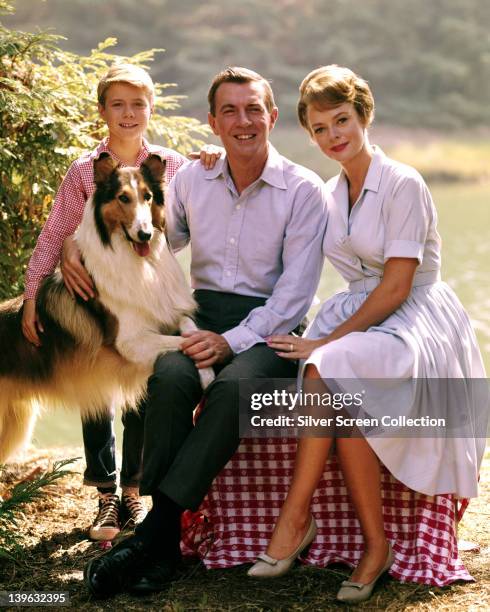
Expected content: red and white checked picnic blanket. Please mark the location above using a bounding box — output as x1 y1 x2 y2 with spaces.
182 439 472 586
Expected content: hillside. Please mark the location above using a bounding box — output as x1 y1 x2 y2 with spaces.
4 0 490 128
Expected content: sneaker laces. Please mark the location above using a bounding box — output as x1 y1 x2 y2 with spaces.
121 494 147 527
94 492 120 528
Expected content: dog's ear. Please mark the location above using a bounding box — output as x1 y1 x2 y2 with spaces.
141 155 166 225
151 203 166 233
141 154 166 185
93 152 118 186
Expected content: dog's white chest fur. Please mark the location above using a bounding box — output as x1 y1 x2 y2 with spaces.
75 198 201 370
77 204 195 332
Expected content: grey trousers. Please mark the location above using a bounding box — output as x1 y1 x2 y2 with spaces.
139 290 298 510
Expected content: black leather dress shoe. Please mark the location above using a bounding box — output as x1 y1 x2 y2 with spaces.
129 557 178 594
84 535 150 598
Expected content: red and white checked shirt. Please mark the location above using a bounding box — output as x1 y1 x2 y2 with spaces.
24 138 186 300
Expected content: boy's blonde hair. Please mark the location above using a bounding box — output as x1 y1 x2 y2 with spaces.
297 65 375 133
97 63 155 107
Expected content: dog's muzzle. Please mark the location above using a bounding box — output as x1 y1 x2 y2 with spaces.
122 223 153 257
137 229 152 242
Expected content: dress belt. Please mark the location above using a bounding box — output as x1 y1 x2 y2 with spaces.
348 270 441 293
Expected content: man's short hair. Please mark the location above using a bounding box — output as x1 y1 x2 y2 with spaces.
97 63 155 107
208 67 275 115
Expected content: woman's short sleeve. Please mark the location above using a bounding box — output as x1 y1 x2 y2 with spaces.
384 171 432 264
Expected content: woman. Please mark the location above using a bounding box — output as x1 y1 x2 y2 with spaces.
247 65 486 603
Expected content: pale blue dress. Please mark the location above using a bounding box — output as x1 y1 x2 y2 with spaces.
304 147 487 498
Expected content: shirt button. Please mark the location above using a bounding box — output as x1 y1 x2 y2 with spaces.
236 204 241 210
229 238 235 244
226 271 231 277
240 343 246 349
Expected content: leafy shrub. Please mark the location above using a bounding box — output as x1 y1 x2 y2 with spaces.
0 0 209 299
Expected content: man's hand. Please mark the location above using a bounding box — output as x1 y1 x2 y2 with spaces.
21 298 44 347
61 235 95 300
181 330 232 368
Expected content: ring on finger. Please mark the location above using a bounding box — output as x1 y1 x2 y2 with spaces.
290 343 294 352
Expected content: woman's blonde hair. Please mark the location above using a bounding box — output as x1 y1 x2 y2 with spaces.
297 65 374 132
97 63 155 107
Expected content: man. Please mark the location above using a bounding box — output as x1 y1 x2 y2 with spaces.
84 67 327 598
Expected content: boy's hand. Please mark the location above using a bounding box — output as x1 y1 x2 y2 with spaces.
21 298 44 346
189 144 223 170
61 235 95 300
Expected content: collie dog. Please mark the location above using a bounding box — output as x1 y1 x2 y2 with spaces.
0 153 213 463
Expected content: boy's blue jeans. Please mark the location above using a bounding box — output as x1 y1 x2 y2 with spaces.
82 403 145 489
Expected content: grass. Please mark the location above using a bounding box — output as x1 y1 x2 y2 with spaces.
0 446 488 611
387 140 490 184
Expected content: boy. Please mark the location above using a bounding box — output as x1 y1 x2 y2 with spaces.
22 63 189 541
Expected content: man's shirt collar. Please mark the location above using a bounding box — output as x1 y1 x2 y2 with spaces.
204 143 287 190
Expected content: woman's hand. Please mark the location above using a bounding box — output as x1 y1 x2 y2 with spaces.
21 298 44 346
60 235 95 300
267 335 325 360
188 144 224 170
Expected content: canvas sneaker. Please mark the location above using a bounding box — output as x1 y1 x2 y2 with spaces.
89 492 121 541
120 494 147 531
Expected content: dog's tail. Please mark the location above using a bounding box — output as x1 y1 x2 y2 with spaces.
0 397 39 464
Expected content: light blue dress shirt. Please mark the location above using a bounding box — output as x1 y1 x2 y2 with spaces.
166 144 327 354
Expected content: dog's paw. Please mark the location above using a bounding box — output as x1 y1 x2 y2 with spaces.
198 367 215 389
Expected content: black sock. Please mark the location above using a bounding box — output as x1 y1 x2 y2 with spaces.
97 486 117 495
135 490 183 559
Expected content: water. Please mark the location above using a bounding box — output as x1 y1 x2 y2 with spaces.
32 182 489 448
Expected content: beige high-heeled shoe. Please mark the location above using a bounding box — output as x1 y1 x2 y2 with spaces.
336 542 394 603
247 515 317 578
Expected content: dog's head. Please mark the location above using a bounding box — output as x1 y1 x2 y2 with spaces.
92 152 166 257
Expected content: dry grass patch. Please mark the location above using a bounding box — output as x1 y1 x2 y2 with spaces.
0 446 488 611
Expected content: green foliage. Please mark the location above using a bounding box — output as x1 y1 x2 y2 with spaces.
0 457 77 560
0 1 209 299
